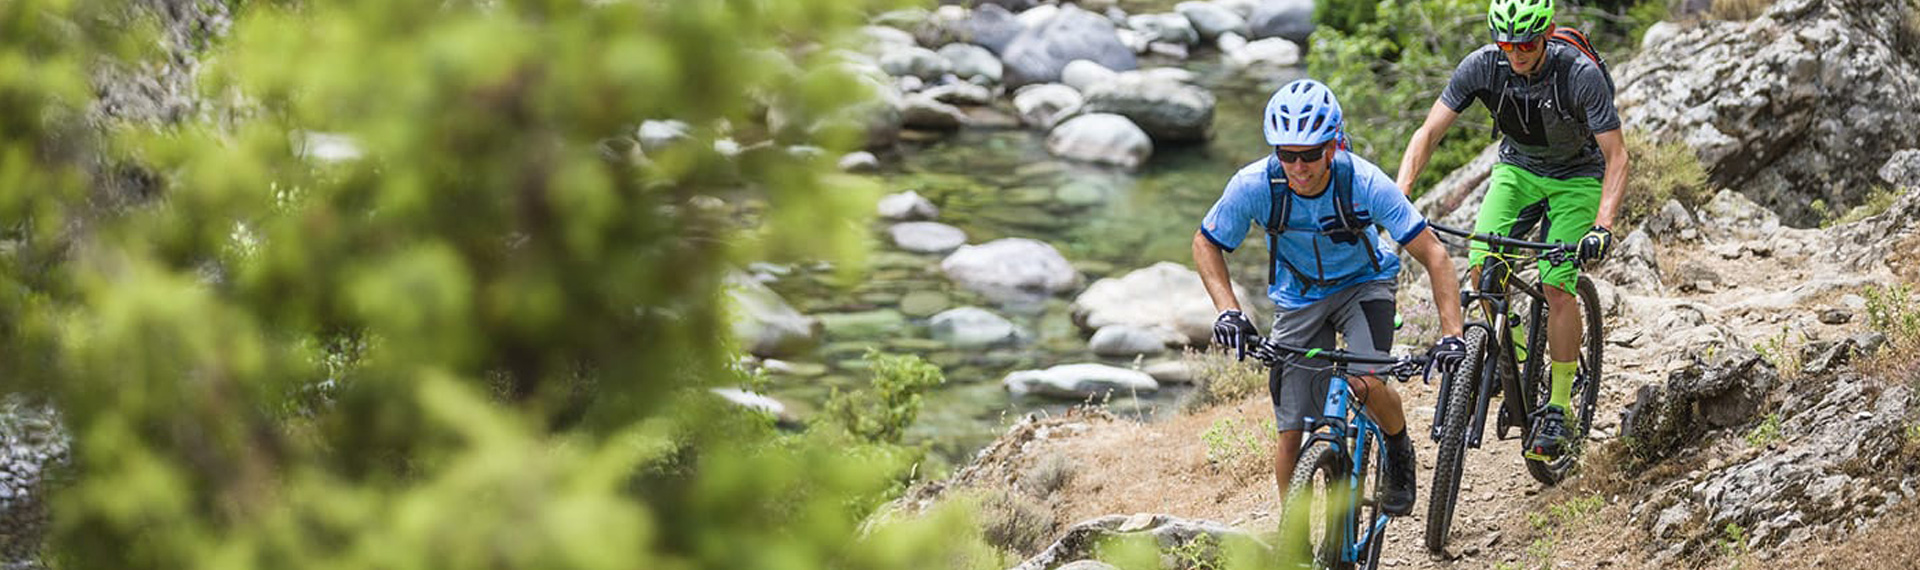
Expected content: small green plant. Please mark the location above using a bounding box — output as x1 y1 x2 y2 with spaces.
1166 533 1223 570
1745 413 1783 448
1719 522 1752 562
1825 185 1902 227
824 350 946 444
1865 283 1920 345
1202 417 1266 470
1519 494 1605 569
1751 325 1804 376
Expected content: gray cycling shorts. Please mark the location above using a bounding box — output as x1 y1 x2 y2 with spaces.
1269 280 1397 433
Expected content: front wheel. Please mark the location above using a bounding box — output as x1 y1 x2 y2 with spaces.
1425 326 1488 553
1524 275 1605 485
1281 443 1355 570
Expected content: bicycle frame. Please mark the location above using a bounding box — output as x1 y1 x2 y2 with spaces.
1301 373 1389 564
1428 240 1557 449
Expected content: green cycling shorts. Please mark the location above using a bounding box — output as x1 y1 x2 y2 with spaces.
1467 164 1600 293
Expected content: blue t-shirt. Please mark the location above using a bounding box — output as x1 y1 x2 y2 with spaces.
1199 152 1429 310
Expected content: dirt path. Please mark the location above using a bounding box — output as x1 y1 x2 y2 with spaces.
950 206 1912 569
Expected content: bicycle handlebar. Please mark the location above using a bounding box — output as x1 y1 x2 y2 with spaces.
1242 336 1434 381
1428 222 1580 264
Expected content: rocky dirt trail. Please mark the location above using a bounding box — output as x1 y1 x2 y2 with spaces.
896 169 1920 569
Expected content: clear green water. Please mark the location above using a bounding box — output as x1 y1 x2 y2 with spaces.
763 60 1307 463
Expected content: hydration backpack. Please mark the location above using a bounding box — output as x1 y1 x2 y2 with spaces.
1262 151 1381 289
1547 27 1615 127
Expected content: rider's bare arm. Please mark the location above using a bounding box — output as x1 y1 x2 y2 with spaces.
1192 230 1242 313
1593 129 1630 230
1403 229 1465 338
1395 100 1464 197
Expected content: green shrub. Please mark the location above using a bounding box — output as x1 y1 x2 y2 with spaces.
1619 129 1712 231
1824 185 1902 227
1744 413 1782 447
972 486 1057 555
825 350 947 444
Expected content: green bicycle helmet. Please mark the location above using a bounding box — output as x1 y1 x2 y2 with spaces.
1487 0 1554 43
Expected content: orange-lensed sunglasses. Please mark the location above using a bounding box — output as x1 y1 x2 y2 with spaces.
1497 37 1544 53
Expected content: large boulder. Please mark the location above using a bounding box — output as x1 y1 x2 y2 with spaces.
726 272 821 358
930 307 1025 348
1003 363 1159 399
1177 1 1249 41
888 222 968 253
0 396 67 570
968 3 1026 54
1011 514 1264 570
899 94 969 130
1070 262 1261 345
1001 5 1139 89
1013 83 1085 128
1247 0 1314 45
1615 0 1920 227
938 43 1003 84
1080 72 1215 143
940 238 1082 301
1045 113 1154 169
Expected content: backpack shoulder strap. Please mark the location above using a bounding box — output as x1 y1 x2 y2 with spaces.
1265 155 1288 287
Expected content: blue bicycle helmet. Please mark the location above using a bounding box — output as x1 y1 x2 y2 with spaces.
1262 79 1344 147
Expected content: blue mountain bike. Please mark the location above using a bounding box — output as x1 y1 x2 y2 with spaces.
1245 337 1432 570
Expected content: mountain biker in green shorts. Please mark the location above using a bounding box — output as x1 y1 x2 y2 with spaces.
1393 0 1631 461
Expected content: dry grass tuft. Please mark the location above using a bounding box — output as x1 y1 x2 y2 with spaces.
1709 0 1774 21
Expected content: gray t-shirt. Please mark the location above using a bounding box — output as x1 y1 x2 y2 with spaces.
1440 43 1621 180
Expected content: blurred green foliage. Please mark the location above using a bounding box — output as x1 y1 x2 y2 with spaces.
0 0 1029 568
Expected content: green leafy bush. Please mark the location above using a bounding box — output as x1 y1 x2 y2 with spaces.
826 350 947 444
1618 129 1713 230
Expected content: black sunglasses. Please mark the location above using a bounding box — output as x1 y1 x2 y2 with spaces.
1274 145 1330 164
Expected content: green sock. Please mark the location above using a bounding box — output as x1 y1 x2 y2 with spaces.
1549 360 1577 411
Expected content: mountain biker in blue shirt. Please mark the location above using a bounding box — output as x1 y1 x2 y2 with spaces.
1193 79 1468 516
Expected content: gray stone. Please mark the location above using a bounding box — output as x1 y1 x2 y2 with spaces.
1057 561 1121 570
1001 5 1139 88
1622 349 1779 462
1177 1 1249 41
1224 37 1301 79
1013 83 1084 128
1045 113 1153 170
937 43 1003 85
1247 0 1315 45
1009 514 1259 570
1017 4 1061 28
1699 189 1781 240
637 120 692 153
912 5 975 48
709 388 790 419
1217 31 1248 53
1003 363 1159 399
1881 149 1920 188
1644 199 1696 240
921 82 994 106
1061 59 1118 93
726 272 821 358
1143 360 1195 384
887 222 968 254
877 190 939 221
899 95 967 130
930 307 1024 348
861 26 917 52
1147 41 1189 60
1652 503 1693 538
879 46 950 81
1127 13 1199 46
940 238 1081 301
1818 308 1853 325
1080 72 1215 143
1071 262 1260 345
838 151 880 173
1088 324 1182 356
